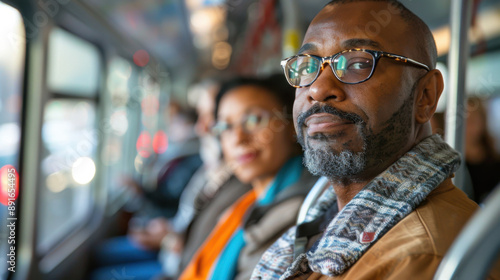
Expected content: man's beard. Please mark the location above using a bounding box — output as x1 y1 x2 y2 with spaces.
296 90 415 183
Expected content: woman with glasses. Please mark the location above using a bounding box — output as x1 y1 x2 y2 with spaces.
178 74 318 280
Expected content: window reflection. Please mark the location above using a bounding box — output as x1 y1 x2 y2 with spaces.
38 100 97 251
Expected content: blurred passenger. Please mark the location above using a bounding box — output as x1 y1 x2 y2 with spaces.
173 79 252 275
465 97 500 203
90 102 202 279
91 79 252 280
125 101 201 219
430 97 500 203
179 74 318 280
129 84 222 253
151 78 252 277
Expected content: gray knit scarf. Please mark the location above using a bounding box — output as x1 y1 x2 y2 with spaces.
260 135 461 279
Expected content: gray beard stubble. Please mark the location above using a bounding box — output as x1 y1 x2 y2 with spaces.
297 88 416 182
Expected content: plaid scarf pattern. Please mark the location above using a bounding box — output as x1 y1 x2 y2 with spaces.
251 135 461 279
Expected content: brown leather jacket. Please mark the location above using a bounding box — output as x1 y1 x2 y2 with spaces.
295 179 499 280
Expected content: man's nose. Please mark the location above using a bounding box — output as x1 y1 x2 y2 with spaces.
306 65 347 103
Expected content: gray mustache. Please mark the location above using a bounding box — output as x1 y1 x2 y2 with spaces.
297 104 364 129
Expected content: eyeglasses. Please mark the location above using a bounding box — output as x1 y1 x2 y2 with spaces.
280 48 430 88
211 111 270 137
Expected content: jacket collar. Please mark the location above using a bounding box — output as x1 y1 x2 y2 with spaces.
283 134 461 278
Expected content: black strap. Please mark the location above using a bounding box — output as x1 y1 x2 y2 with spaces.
294 201 339 258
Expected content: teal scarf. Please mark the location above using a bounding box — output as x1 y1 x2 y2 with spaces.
210 156 303 280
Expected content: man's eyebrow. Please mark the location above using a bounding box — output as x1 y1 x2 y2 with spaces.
341 38 383 50
298 39 383 55
298 43 317 54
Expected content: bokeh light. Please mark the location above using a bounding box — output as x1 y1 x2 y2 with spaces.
110 109 129 136
71 157 96 185
133 49 150 67
153 130 168 154
134 154 144 173
0 165 19 206
46 171 69 193
136 131 152 158
212 41 232 69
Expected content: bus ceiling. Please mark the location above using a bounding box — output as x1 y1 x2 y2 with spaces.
42 0 499 100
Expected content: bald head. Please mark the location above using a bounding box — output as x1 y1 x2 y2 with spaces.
325 0 437 69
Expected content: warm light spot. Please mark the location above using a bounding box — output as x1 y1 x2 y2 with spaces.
153 130 168 154
133 49 150 67
46 172 68 193
136 131 152 158
190 7 225 35
134 154 144 173
71 157 96 185
432 7 500 57
0 165 19 206
212 41 232 69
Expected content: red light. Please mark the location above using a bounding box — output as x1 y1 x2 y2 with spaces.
0 165 19 206
133 49 150 67
136 131 152 158
153 131 168 154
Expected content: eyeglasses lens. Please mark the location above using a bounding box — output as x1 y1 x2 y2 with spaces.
286 56 320 87
212 113 269 137
285 50 376 86
333 51 374 83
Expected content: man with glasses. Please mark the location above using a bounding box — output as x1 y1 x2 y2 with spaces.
251 1 480 279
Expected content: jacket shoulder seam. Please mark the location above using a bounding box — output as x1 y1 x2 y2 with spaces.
415 207 438 255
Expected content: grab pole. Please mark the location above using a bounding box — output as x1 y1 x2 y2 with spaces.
445 0 473 197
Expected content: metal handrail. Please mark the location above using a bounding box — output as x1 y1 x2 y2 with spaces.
445 0 473 192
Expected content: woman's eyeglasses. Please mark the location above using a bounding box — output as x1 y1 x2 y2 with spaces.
280 48 430 88
211 112 270 137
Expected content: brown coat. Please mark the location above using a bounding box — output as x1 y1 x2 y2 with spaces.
294 179 498 280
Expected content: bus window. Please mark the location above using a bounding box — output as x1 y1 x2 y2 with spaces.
101 57 137 210
47 28 101 97
37 27 101 253
38 100 97 251
0 2 24 277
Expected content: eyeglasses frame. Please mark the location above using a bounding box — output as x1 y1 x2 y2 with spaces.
280 48 431 88
211 110 271 138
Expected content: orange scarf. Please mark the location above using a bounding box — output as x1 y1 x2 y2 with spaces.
179 189 257 280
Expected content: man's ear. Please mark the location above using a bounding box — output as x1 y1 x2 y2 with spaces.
414 69 444 124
